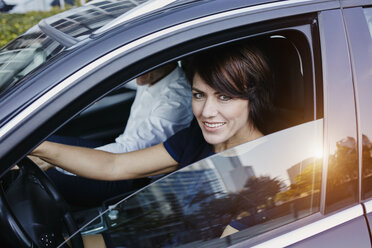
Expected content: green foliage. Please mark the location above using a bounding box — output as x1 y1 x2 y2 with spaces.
0 7 67 48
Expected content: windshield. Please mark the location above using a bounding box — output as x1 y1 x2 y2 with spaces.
0 26 63 93
0 0 147 95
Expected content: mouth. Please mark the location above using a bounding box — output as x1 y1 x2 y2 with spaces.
203 121 226 129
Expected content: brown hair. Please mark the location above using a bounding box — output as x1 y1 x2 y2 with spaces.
184 42 273 133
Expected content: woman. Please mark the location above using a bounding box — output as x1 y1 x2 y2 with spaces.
31 42 273 184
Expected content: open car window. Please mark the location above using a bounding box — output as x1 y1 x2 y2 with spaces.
55 80 138 142
60 27 322 246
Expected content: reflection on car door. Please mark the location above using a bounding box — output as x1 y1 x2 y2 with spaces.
343 6 372 232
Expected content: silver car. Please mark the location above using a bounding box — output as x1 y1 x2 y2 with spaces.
0 0 372 247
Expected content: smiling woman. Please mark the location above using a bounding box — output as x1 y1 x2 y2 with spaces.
186 43 273 153
192 75 260 153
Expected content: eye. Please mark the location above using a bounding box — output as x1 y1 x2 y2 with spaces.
219 95 232 101
192 92 204 99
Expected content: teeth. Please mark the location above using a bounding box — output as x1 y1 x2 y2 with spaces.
204 122 225 128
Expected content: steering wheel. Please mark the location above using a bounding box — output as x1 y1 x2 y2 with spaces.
0 157 84 248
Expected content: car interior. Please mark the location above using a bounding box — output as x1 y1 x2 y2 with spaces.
54 31 314 145
55 85 136 143
261 33 314 134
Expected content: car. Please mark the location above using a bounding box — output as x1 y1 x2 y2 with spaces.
0 0 372 247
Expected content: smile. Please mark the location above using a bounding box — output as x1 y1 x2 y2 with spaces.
203 122 226 128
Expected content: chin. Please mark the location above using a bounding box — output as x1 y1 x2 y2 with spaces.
202 133 226 145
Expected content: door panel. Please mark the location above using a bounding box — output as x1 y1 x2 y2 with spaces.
289 208 371 248
243 205 369 248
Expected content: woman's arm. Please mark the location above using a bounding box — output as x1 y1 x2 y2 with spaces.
31 142 178 181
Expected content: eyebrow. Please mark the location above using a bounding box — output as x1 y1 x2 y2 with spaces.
192 87 224 96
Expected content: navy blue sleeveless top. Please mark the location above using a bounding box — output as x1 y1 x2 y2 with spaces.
163 119 214 168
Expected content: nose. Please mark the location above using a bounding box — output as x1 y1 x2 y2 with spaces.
201 97 218 117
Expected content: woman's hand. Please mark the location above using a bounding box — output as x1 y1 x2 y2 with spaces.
29 141 178 181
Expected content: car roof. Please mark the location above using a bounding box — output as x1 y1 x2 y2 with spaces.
39 0 278 47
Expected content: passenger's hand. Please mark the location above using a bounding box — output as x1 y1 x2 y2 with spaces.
27 155 55 171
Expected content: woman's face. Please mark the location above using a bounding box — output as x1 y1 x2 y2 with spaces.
192 73 252 148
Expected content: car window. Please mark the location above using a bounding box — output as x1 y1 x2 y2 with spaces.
90 120 323 247
58 28 323 246
0 27 64 93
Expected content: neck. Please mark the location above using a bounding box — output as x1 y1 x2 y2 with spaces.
148 64 177 87
212 126 263 154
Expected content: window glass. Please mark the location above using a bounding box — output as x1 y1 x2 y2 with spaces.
96 120 323 247
363 8 372 39
326 137 359 207
0 27 63 94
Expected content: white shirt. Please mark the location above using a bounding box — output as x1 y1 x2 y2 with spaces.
96 66 193 153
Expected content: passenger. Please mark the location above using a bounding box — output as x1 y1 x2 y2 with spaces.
31 42 273 246
41 62 194 206
97 62 193 154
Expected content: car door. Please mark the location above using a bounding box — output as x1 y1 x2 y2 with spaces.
1 1 371 247
59 5 369 248
341 2 372 232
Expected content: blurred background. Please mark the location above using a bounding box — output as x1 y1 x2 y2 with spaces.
0 0 87 47
0 0 86 13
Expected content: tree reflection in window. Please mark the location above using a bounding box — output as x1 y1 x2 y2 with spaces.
362 135 372 199
221 159 321 239
326 137 358 212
